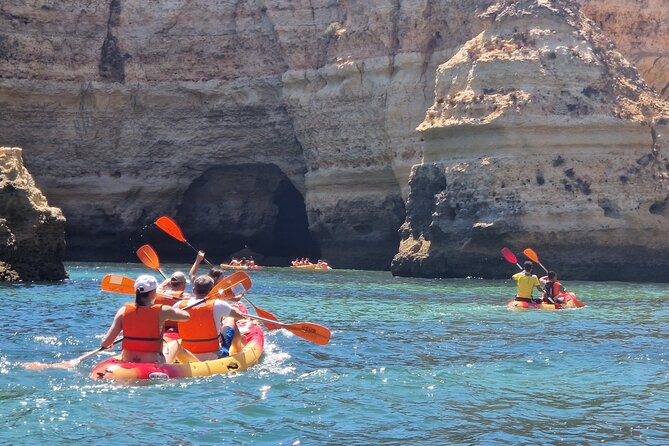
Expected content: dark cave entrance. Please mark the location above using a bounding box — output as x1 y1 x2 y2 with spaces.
173 163 319 265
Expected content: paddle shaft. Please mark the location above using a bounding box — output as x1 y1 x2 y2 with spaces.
155 216 282 329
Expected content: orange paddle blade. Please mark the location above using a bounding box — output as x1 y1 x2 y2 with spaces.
155 216 187 243
214 271 253 299
182 272 253 310
523 248 540 264
283 322 332 345
101 274 136 294
136 244 161 270
255 306 281 330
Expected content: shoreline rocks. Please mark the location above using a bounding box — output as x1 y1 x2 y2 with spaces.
0 147 67 281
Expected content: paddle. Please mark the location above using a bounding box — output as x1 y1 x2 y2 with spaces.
523 248 549 274
101 273 137 294
154 215 282 330
101 272 252 300
101 274 186 300
240 313 331 345
136 244 167 279
501 247 522 270
22 338 123 370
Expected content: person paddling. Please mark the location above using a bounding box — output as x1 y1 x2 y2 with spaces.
166 275 247 363
159 271 188 298
189 250 226 285
512 261 543 303
100 275 191 364
540 270 568 304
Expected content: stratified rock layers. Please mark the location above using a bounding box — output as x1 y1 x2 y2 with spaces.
0 147 66 281
0 1 668 272
392 0 669 281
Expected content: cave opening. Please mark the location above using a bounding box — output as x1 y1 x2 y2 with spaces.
171 163 319 266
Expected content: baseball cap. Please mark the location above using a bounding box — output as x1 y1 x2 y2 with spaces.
170 271 187 283
134 274 158 293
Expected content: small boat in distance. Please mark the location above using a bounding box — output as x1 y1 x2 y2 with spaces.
221 257 263 270
290 258 332 270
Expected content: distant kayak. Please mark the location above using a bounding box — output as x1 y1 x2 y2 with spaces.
507 292 585 310
90 320 264 380
221 263 263 270
290 263 332 270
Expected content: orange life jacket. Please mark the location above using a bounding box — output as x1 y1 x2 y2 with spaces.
122 303 163 353
177 300 220 354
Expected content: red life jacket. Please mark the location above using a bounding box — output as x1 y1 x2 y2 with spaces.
177 300 220 354
122 303 163 353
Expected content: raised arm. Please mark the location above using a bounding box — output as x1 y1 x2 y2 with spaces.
189 250 206 284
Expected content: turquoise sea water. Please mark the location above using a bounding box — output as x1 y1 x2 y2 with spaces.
1 263 668 445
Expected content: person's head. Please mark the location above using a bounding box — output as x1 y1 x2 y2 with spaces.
134 274 158 305
523 260 533 272
208 267 224 284
547 270 557 280
169 271 187 290
193 274 214 297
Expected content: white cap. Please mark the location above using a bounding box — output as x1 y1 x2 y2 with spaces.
134 274 158 293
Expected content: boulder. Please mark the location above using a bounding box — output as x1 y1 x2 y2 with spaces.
0 147 66 281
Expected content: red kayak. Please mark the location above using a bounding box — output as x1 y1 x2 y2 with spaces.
507 292 585 310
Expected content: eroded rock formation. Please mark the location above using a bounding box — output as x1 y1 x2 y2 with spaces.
392 0 669 281
0 0 667 273
0 147 66 281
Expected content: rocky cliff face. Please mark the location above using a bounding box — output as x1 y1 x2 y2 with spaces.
0 147 66 281
580 0 669 100
391 0 669 281
0 0 667 273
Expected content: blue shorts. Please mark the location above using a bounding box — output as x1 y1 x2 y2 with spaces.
218 327 235 358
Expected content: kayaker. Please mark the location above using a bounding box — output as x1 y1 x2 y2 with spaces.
512 261 543 303
540 271 568 304
189 250 226 284
167 274 247 362
158 271 188 298
100 274 191 363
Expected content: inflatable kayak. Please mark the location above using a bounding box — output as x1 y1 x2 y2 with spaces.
290 264 332 270
90 321 264 380
221 263 263 270
507 292 585 310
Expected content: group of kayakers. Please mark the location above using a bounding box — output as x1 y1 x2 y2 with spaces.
512 261 568 305
99 251 248 365
290 258 331 268
226 257 259 268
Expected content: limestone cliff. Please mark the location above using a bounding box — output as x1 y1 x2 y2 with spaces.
580 0 669 100
391 0 669 281
0 147 66 281
0 0 667 273
0 0 491 268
